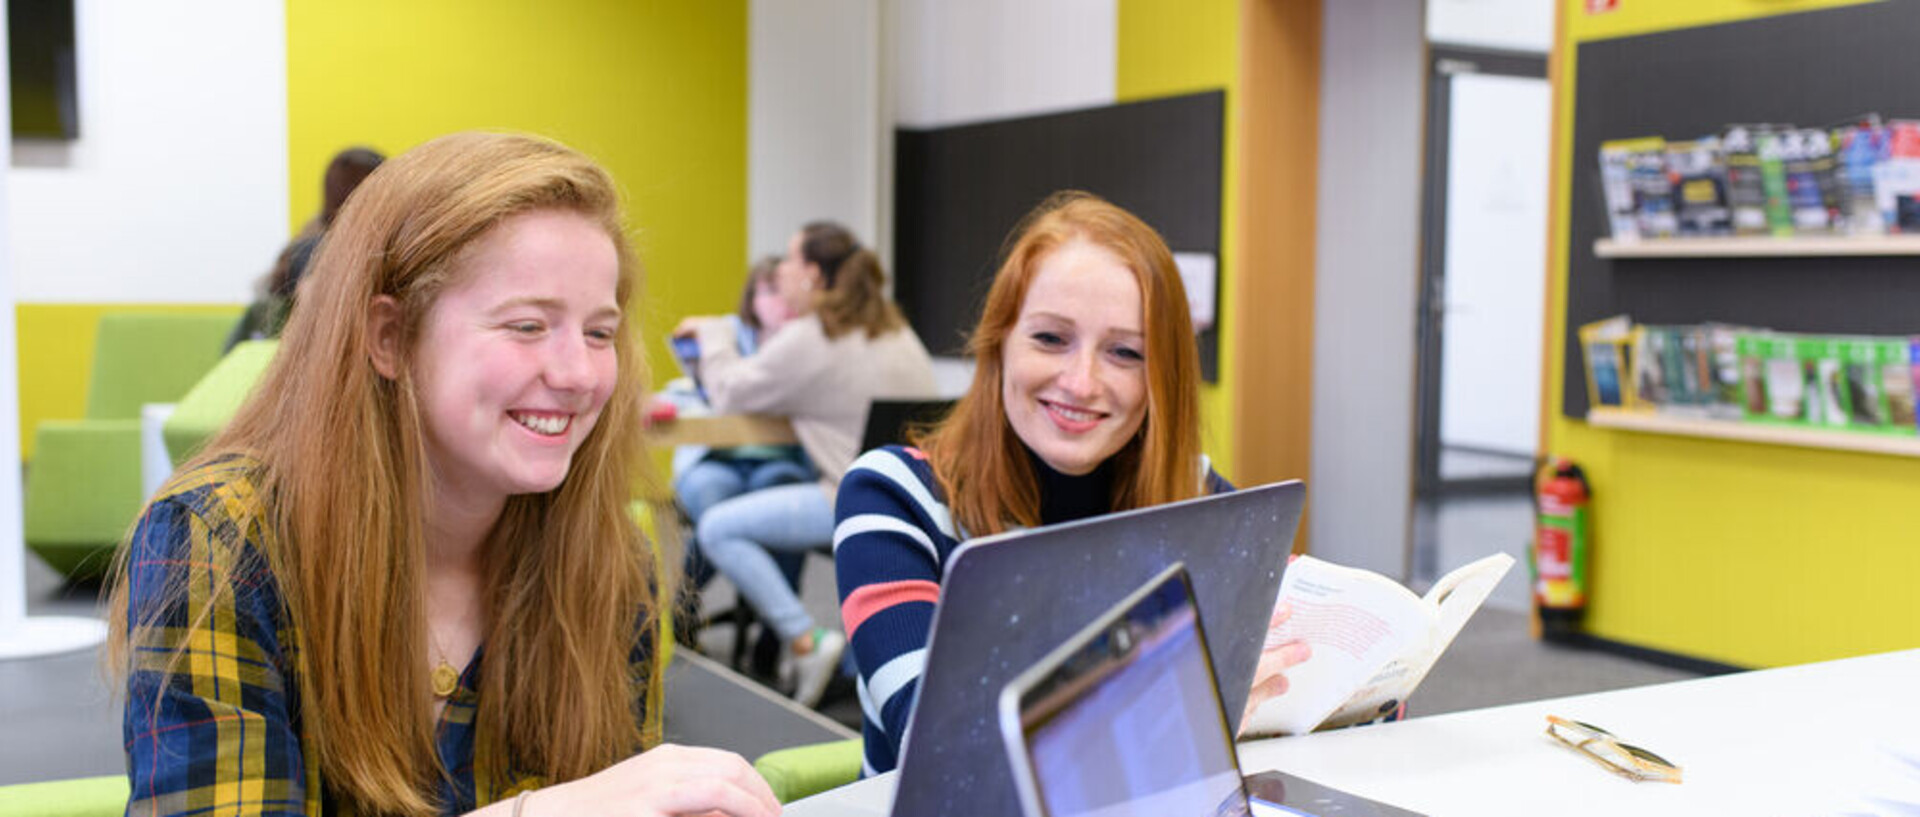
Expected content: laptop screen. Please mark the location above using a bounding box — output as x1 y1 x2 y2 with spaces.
1004 566 1250 817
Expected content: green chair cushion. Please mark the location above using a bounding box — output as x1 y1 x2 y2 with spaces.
163 340 279 467
753 738 863 804
84 312 236 421
23 419 144 579
0 775 130 817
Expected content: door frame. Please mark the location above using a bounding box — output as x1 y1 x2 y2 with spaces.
1412 45 1549 498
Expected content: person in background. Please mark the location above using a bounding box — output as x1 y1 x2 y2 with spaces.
678 222 937 708
226 146 385 351
833 191 1311 775
672 257 815 592
112 132 777 817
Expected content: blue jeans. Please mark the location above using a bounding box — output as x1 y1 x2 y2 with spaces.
696 483 834 643
676 457 815 589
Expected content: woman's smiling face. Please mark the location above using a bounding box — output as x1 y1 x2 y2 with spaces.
1000 238 1149 476
409 208 623 507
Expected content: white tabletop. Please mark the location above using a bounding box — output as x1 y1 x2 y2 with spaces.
784 649 1920 816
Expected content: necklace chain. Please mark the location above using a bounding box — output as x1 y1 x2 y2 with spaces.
428 602 478 700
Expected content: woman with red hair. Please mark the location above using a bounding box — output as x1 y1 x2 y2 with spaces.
111 132 776 817
833 191 1309 776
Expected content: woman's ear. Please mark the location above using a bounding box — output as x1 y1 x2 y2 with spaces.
367 295 404 380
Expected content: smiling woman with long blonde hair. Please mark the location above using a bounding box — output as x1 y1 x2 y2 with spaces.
108 132 777 817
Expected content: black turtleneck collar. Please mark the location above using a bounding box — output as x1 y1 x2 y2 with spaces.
1028 447 1116 526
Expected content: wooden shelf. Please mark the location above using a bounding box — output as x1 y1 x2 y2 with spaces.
1586 407 1920 457
1593 235 1920 258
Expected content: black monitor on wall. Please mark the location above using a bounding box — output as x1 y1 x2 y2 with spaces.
9 0 81 139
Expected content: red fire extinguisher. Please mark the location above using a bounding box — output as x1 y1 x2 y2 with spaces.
1532 458 1590 641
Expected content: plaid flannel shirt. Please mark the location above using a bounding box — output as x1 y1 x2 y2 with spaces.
122 455 653 816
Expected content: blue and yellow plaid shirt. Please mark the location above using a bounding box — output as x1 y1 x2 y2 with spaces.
122 455 652 816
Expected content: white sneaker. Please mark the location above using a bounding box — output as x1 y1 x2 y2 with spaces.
790 628 846 709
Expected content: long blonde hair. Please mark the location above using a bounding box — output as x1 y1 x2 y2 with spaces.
914 191 1205 535
109 132 664 815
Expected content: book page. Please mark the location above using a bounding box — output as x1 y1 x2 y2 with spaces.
1240 557 1433 737
1423 552 1517 652
1316 553 1518 728
1315 648 1438 730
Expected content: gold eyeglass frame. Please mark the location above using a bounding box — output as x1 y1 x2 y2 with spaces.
1545 715 1683 784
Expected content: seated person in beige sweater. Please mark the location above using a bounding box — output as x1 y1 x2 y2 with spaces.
674 221 936 707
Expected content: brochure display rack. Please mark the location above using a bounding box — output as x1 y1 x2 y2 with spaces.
1546 0 1920 670
1561 2 1920 421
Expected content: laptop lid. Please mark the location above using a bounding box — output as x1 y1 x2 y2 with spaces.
888 480 1305 817
1000 564 1251 817
999 564 1429 817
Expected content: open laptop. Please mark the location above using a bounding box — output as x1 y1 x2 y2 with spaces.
1000 564 1426 817
888 480 1306 817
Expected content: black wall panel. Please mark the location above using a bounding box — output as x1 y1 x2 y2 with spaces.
894 91 1225 379
1564 2 1920 417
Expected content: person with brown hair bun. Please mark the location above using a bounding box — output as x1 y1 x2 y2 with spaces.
676 222 936 709
226 146 387 351
833 191 1311 776
111 132 777 817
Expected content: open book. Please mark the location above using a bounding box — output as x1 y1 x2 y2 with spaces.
1241 552 1515 737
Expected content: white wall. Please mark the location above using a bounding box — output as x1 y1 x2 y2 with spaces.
876 0 1115 377
7 0 287 304
888 0 1114 129
749 0 1115 272
1309 0 1426 578
750 0 882 260
1426 0 1553 53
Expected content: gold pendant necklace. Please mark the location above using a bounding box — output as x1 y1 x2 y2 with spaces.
431 659 460 699
428 617 467 700
428 591 480 701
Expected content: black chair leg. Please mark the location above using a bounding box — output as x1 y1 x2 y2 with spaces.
728 603 756 672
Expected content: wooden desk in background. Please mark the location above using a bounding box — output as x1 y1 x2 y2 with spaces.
644 413 797 450
637 414 799 505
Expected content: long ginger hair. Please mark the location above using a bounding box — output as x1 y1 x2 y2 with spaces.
109 132 665 815
914 191 1205 535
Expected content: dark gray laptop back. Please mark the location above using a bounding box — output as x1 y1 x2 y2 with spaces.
888 480 1306 817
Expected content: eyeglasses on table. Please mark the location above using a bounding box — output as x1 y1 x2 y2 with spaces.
1545 714 1683 784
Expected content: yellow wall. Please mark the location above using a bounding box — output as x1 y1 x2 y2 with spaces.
1544 0 1915 667
16 304 241 460
1116 0 1241 479
287 0 748 388
17 5 748 462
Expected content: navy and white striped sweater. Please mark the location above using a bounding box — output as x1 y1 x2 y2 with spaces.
831 444 1229 776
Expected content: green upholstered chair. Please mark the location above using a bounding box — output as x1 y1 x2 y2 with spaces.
0 775 129 817
24 312 235 579
161 339 279 467
629 498 679 668
753 738 863 804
